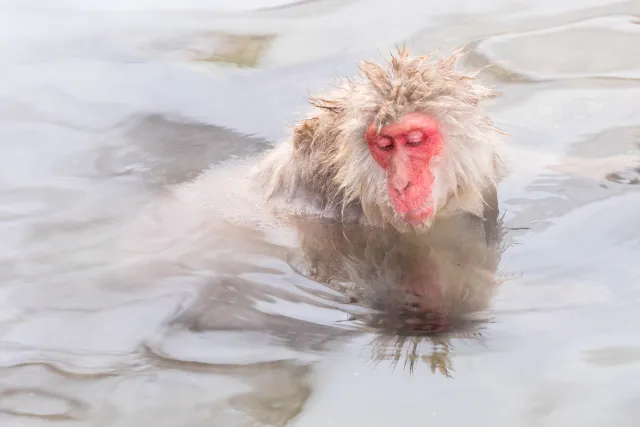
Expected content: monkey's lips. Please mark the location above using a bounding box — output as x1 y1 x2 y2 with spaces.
388 186 435 225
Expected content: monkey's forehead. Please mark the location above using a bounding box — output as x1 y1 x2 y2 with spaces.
340 72 480 124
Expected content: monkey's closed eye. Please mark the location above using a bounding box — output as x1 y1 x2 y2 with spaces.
376 137 394 151
405 131 424 146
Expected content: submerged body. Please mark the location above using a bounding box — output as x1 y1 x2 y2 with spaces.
122 160 503 334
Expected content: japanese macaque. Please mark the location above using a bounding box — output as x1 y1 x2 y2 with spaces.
117 48 508 293
253 47 508 232
115 47 509 381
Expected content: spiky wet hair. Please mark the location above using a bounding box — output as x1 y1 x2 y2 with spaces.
254 47 508 231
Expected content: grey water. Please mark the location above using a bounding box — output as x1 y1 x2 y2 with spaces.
1 1 640 426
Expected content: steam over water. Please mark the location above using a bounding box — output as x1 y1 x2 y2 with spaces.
1 1 640 426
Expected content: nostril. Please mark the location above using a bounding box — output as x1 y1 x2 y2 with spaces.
394 181 410 194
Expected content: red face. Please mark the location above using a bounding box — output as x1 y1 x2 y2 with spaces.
365 112 443 224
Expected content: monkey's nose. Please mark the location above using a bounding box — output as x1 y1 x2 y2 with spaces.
392 178 411 194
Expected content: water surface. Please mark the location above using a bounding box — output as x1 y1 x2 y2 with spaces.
1 1 640 426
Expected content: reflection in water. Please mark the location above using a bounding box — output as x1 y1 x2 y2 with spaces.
287 190 504 376
163 204 504 378
292 211 502 334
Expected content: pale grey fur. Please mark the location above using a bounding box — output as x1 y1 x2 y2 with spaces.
251 47 509 232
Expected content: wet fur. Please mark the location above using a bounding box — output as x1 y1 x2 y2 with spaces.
252 47 509 232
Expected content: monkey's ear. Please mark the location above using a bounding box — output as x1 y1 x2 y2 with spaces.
292 116 320 150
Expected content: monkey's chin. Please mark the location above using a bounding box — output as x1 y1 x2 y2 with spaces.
396 205 435 227
403 211 433 225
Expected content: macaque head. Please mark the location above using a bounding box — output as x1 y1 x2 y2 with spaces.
261 47 509 232
331 48 507 230
322 47 509 231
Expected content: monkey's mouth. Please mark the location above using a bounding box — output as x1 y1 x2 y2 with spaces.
394 201 435 225
401 207 434 224
389 192 435 225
